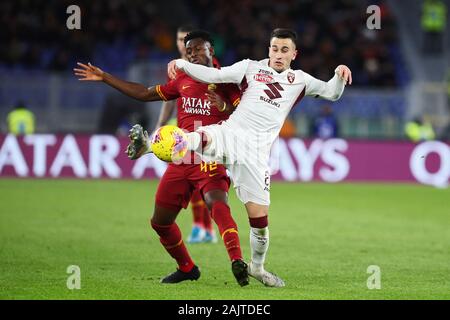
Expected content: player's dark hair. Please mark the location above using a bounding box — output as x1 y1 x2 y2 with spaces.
177 25 195 33
184 30 214 46
270 28 298 47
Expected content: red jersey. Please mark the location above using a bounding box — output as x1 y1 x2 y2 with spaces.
155 73 241 132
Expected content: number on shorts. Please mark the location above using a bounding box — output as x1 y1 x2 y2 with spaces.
200 161 218 173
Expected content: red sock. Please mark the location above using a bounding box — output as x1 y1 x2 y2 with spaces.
151 221 195 273
211 202 242 261
203 206 213 232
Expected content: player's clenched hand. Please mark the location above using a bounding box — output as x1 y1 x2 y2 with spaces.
335 65 352 85
206 90 226 112
167 60 179 80
74 62 104 81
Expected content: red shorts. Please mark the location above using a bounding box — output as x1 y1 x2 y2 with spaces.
155 162 230 212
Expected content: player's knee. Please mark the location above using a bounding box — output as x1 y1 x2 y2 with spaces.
151 205 179 226
245 202 269 220
150 218 165 236
204 190 228 210
150 216 165 231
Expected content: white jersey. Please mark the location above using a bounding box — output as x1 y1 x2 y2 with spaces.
176 58 345 152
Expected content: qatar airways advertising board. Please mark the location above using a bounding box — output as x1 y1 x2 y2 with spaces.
0 134 448 188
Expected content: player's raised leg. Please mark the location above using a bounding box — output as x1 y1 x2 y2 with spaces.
186 128 247 285
186 131 212 154
245 202 285 288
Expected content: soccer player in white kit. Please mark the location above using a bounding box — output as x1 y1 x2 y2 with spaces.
168 28 352 287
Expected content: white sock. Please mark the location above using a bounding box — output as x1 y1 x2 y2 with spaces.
186 132 201 151
250 227 269 272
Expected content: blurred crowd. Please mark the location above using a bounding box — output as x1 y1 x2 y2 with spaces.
1 0 403 87
191 0 402 87
0 0 176 72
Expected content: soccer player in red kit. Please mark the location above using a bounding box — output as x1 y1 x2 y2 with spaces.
74 30 248 286
154 25 217 244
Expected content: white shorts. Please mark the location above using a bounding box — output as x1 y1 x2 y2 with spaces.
231 164 271 206
198 122 271 206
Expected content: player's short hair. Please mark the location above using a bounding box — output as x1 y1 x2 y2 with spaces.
184 30 214 47
177 25 195 34
270 28 298 47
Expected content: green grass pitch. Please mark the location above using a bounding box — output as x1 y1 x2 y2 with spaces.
0 179 449 299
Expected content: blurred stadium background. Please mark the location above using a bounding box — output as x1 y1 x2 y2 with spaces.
1 0 449 300
0 0 448 139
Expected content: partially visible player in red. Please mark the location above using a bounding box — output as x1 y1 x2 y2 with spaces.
74 30 248 286
154 25 216 244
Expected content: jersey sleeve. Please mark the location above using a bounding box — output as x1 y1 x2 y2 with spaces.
154 77 180 101
303 69 346 101
176 59 250 84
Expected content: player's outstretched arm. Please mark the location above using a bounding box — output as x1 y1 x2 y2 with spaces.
168 59 249 84
304 65 352 101
74 62 162 102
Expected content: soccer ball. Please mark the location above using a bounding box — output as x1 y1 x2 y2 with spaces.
151 125 188 162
